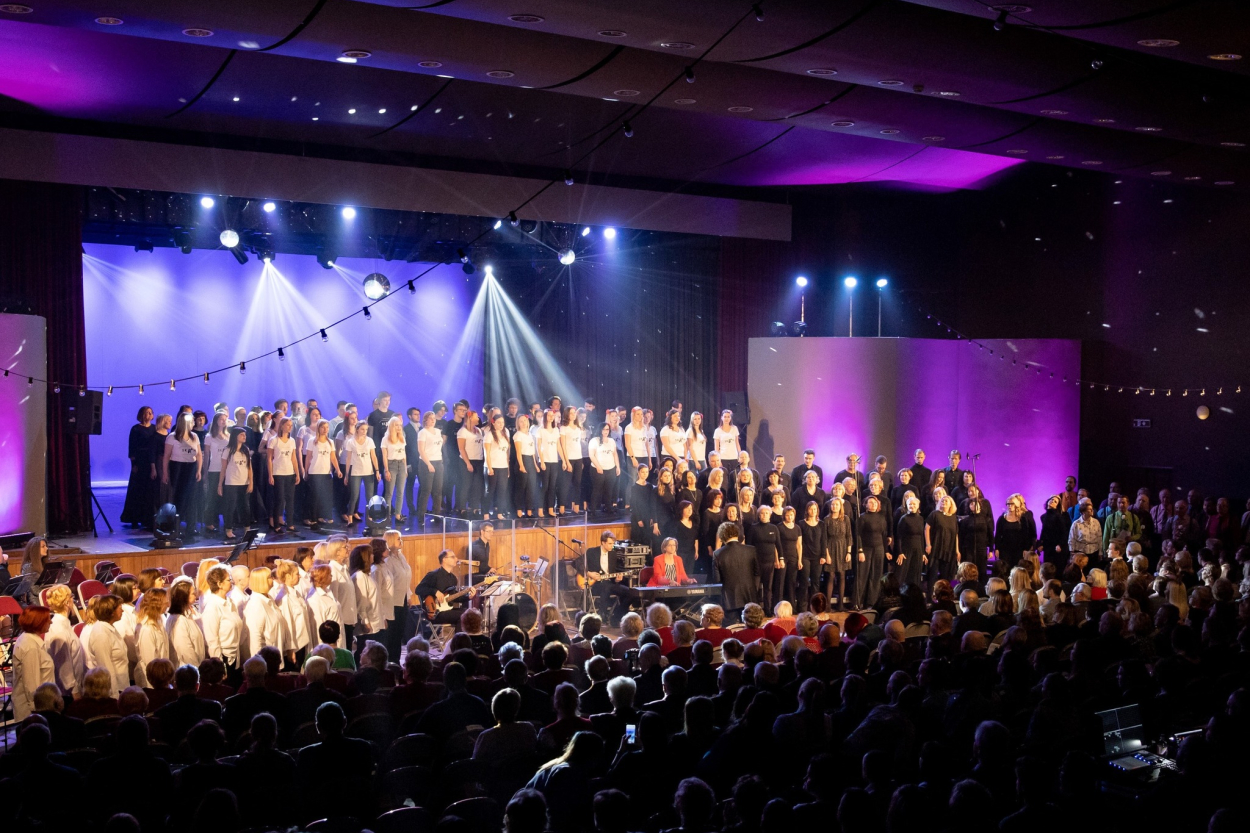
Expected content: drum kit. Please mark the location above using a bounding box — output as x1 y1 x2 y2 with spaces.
475 554 548 631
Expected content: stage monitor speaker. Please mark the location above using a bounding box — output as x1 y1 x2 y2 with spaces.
62 389 103 435
720 391 750 425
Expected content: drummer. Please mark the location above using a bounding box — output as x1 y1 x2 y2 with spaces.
573 530 640 625
415 549 477 630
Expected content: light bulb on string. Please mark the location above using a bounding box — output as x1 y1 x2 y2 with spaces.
320 329 328 342
239 362 246 375
28 377 33 387
53 384 60 393
203 372 210 384
408 280 416 294
363 307 372 320
278 348 285 361
170 379 176 391
107 386 113 396
79 388 85 397
138 383 144 394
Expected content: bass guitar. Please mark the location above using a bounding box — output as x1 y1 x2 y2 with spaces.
577 571 627 589
422 570 500 616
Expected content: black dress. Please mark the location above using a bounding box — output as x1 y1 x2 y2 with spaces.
776 521 802 606
822 515 852 577
1039 507 1070 565
798 520 824 609
855 511 890 609
895 512 927 589
958 499 994 580
748 522 780 612
994 515 1030 573
678 487 702 527
925 510 959 586
699 507 726 572
150 430 172 511
121 423 158 525
666 518 700 574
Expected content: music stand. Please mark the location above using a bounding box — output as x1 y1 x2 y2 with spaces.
532 558 549 607
223 529 264 564
35 561 71 587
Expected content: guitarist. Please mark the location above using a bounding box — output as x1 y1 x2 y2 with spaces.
574 530 639 624
415 549 478 626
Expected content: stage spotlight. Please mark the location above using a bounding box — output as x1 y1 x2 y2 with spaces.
844 276 858 288
875 277 888 288
134 241 154 253
795 275 808 288
770 321 787 337
229 247 248 265
219 229 240 248
200 196 215 209
341 206 357 220
365 495 391 535
258 246 275 263
519 219 539 234
363 273 391 299
152 503 182 549
993 9 1008 30
559 249 576 265
173 229 193 254
493 219 503 230
262 201 276 213
458 249 470 264
484 264 494 278
317 252 336 269
790 320 807 337
581 226 591 237
462 261 476 275
603 227 617 240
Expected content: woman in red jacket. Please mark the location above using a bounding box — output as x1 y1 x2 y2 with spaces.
648 538 696 587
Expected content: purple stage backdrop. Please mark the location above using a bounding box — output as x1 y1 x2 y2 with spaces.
746 338 1081 514
0 314 47 534
84 244 484 484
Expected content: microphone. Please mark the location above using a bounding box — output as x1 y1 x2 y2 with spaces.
571 538 583 545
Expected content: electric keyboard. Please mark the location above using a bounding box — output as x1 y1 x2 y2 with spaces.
635 583 723 600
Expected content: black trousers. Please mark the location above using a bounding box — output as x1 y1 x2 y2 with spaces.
168 460 199 527
758 558 776 613
416 460 444 521
443 453 462 511
540 462 559 511
308 474 335 521
514 457 537 513
463 463 485 512
271 474 296 525
220 484 249 528
590 469 617 512
404 460 421 516
560 459 584 508
591 580 640 620
487 468 511 516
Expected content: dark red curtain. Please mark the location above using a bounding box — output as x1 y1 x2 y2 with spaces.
0 179 89 534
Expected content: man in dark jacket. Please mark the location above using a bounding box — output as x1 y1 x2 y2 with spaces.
155 664 223 746
713 523 759 623
224 657 290 743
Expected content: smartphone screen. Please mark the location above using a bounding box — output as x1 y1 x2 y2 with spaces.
624 724 636 745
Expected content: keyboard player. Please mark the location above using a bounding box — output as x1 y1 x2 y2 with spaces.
648 537 697 587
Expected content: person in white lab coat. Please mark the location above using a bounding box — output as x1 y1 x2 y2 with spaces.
134 587 170 689
326 536 358 648
11 606 55 721
166 579 208 667
87 594 131 697
201 564 243 674
306 563 341 640
349 544 383 652
275 559 313 669
43 585 86 700
243 567 287 659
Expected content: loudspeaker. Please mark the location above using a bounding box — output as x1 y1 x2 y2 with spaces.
63 389 103 435
720 391 750 425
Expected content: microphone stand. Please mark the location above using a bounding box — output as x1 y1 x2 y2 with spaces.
531 521 586 627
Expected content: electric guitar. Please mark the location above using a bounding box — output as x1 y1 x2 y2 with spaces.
422 570 500 616
577 571 627 589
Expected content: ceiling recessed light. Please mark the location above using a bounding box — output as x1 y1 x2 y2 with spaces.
806 68 838 76
232 96 239 102
509 14 544 22
990 4 1032 12
831 120 855 127
1184 176 1201 180
336 56 357 63
937 90 961 97
1040 109 1068 115
410 104 419 111
182 27 214 37
378 108 386 114
673 98 696 104
660 41 694 49
1093 118 1116 123
418 60 442 68
1046 155 1065 159
1081 160 1103 165
614 89 640 97
1005 149 1029 154
1135 126 1163 132
598 29 627 37
1163 198 1173 203
1151 170 1172 176
878 80 905 86
922 136 945 142
1220 141 1245 147
312 117 319 121
487 70 515 78
95 16 123 25
880 128 900 134
1137 38 1179 47
342 50 371 59
728 106 754 113
0 5 33 13
348 108 356 114
1208 53 1242 61
436 74 453 78
1215 180 1235 185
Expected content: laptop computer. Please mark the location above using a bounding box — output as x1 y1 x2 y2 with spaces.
1095 704 1177 777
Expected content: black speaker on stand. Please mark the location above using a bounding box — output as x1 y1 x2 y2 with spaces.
59 390 112 536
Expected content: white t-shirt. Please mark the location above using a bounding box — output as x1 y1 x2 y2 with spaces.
588 437 618 471
296 423 318 452
484 429 510 468
269 436 297 476
644 425 658 457
623 423 648 457
714 426 741 458
306 439 335 475
417 427 443 462
560 425 584 460
165 432 199 463
514 430 536 457
687 427 707 462
458 426 485 460
660 426 688 460
345 436 376 476
610 424 624 452
222 449 251 486
538 427 561 463
204 434 231 473
381 434 407 462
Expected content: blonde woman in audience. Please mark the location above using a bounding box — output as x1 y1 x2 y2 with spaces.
194 558 222 601
88 594 131 697
167 579 208 667
134 587 169 688
243 567 287 658
1009 567 1039 613
44 584 86 700
201 565 242 673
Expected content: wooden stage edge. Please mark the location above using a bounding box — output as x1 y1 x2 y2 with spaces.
50 521 632 595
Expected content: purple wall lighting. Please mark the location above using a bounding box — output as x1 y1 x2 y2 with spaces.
0 314 48 535
83 244 484 484
746 337 1081 514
